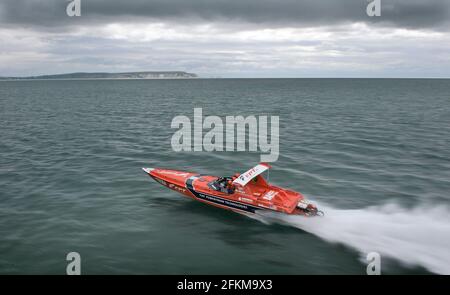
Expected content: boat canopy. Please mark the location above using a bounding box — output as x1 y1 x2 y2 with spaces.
232 163 271 186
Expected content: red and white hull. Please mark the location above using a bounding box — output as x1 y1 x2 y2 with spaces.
142 165 322 216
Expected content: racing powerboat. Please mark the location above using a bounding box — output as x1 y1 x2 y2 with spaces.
142 163 323 216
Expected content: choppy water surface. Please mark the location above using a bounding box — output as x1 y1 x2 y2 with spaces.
1 79 449 274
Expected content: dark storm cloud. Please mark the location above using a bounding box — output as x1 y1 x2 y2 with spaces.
0 0 449 30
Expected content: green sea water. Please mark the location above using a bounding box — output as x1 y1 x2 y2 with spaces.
1 79 449 274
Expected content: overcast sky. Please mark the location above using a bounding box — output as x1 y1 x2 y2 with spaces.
1 0 449 77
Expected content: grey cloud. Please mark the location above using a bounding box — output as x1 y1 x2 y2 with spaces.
0 0 449 31
1 0 450 78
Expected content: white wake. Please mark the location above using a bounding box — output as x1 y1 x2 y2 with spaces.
251 202 450 274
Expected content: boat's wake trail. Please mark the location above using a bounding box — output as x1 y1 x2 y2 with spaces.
251 202 450 274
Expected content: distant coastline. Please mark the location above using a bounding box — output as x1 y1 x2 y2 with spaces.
0 71 198 80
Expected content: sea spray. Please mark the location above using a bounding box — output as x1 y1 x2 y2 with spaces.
251 202 450 275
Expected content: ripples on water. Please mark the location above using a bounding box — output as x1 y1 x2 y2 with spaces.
0 79 449 274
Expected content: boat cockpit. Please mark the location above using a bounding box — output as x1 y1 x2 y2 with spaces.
208 177 235 194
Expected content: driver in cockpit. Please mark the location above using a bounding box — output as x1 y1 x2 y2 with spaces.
226 173 240 194
226 180 235 194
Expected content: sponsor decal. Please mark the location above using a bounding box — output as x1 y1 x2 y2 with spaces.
243 168 258 179
233 164 269 186
185 176 259 213
263 190 277 201
154 178 167 186
257 203 271 209
235 187 245 193
169 183 187 193
239 197 254 203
